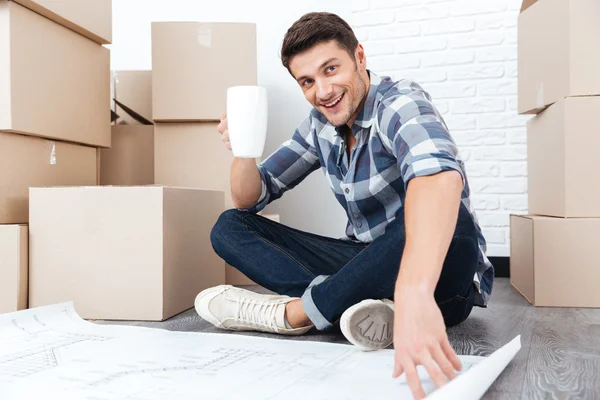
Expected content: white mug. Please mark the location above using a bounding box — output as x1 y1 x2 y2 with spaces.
226 86 268 158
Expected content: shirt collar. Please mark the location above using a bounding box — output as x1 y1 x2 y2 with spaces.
353 70 380 129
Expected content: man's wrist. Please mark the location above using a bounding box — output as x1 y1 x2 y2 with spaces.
395 278 436 298
395 260 439 296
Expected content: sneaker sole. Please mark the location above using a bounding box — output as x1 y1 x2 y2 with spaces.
340 300 394 351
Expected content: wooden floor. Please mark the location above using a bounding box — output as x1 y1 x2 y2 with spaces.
97 278 600 399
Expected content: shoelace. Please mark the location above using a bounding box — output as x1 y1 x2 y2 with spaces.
235 297 281 332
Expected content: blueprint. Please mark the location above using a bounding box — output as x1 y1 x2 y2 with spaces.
0 303 520 400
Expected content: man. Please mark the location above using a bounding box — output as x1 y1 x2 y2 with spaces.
195 11 493 399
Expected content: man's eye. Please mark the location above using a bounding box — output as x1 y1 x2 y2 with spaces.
303 79 313 86
327 66 337 72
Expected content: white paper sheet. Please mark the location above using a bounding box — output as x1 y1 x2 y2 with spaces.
0 303 520 399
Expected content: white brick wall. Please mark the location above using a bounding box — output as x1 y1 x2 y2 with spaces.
352 0 530 257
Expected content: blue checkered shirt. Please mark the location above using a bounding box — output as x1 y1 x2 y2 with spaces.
245 71 493 307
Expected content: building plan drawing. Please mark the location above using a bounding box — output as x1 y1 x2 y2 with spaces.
0 303 521 399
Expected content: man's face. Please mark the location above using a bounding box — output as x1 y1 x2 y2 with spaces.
289 40 369 127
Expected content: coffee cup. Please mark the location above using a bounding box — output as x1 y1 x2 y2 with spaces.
226 86 268 158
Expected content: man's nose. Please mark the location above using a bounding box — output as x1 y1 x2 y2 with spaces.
316 80 334 101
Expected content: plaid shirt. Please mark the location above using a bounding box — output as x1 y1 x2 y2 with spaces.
245 71 493 307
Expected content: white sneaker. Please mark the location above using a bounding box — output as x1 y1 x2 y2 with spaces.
340 299 395 351
194 285 313 336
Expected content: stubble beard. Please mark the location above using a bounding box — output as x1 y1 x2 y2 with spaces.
327 73 367 128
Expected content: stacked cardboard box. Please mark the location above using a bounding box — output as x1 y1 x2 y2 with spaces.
151 21 260 286
26 22 266 320
30 72 229 320
25 18 278 320
0 0 111 313
511 0 600 307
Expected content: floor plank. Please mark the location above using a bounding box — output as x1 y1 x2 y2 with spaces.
522 311 600 400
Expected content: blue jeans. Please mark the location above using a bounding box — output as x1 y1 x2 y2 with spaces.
210 203 480 331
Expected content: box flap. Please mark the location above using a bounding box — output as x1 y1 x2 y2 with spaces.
113 99 153 125
113 70 153 124
521 0 538 12
111 109 120 123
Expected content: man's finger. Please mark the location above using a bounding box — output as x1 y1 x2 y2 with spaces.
422 350 448 389
402 357 426 400
222 130 230 143
219 112 226 120
430 342 457 380
441 337 462 371
393 346 408 378
392 359 404 379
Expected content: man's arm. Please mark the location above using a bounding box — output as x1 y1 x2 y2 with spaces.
391 171 464 399
398 170 463 292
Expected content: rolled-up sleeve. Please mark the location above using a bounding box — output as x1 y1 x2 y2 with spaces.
239 116 321 213
377 83 465 190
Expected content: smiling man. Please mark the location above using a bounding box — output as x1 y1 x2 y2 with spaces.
194 12 493 399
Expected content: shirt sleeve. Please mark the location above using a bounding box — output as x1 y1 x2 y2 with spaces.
376 81 465 190
239 116 321 213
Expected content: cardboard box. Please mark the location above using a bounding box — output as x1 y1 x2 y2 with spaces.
29 186 226 321
0 224 28 313
510 214 600 307
151 22 257 121
154 122 234 209
0 132 97 224
12 0 112 44
527 97 600 217
225 213 280 286
0 1 110 147
517 0 600 114
113 70 153 125
100 125 154 186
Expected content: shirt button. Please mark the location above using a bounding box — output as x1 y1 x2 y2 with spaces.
356 222 362 228
344 188 349 194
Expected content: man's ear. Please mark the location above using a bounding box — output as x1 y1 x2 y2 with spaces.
355 44 367 69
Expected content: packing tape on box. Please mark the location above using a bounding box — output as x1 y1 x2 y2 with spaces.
196 25 212 47
46 140 56 165
536 83 544 110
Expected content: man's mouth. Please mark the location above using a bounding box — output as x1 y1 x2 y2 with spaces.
322 93 344 109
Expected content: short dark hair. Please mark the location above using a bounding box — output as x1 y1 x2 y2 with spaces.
281 12 359 74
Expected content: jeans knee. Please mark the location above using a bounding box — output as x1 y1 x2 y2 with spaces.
210 209 245 253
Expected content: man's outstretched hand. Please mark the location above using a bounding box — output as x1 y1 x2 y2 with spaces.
392 286 462 399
